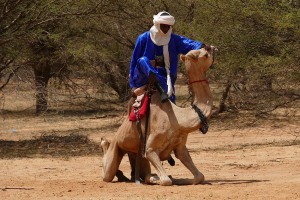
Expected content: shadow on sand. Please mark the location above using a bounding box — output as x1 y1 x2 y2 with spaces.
171 178 269 186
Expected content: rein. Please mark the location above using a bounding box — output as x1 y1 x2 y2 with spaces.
189 79 209 85
188 78 210 134
192 104 209 134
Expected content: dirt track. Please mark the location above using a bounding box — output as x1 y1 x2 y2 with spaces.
0 113 299 200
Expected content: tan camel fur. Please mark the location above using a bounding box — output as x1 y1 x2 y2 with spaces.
101 46 216 186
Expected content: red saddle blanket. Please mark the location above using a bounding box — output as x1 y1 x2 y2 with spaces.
129 95 149 122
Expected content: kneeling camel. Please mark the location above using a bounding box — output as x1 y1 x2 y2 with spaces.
101 46 216 186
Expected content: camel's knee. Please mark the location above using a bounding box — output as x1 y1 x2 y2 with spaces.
160 177 172 186
102 173 115 182
102 161 117 182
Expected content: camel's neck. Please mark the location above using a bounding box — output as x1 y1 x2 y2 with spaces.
192 81 213 117
176 81 213 133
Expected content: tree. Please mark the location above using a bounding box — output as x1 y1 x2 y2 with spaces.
187 0 300 113
1 0 298 114
0 0 117 113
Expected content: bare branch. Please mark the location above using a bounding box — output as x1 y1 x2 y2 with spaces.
0 71 15 91
2 12 23 32
0 0 24 20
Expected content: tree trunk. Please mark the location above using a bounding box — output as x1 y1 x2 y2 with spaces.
103 63 129 102
218 81 232 113
34 67 51 114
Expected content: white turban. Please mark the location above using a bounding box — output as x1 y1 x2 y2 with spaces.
150 11 175 46
153 11 175 26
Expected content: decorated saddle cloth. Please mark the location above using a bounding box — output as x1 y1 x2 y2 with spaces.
129 94 149 122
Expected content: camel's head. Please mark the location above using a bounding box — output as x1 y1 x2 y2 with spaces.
180 45 217 76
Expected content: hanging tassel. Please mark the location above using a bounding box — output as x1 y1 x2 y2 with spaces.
166 68 173 97
163 45 173 97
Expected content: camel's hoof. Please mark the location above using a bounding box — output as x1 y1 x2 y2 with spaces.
145 174 159 184
100 137 110 153
145 174 172 186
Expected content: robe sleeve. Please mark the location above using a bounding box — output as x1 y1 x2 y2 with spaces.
129 34 144 88
174 34 203 55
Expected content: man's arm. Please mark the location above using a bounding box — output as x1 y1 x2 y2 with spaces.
174 34 203 55
129 35 144 88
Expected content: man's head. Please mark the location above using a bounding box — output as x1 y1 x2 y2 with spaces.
150 11 174 45
160 24 171 34
153 11 175 34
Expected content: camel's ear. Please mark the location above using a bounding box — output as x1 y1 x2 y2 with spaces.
180 55 186 61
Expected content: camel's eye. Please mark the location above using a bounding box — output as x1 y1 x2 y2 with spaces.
187 53 200 61
191 55 198 60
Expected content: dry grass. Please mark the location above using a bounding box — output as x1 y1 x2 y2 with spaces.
0 75 299 159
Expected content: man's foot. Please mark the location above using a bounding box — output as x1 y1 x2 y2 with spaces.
154 82 169 102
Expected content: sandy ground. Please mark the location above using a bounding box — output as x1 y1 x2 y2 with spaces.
0 110 299 200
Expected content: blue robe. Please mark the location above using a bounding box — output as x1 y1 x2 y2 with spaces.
130 31 203 102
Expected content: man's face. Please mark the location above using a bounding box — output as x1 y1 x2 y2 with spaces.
160 24 171 34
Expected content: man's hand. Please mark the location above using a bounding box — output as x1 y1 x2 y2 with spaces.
130 88 137 98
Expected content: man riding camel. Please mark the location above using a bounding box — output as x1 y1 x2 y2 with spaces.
129 11 206 103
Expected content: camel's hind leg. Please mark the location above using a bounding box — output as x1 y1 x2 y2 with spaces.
174 145 204 185
101 138 125 182
128 152 151 181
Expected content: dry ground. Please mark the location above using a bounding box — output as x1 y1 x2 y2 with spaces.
0 109 299 200
0 81 299 200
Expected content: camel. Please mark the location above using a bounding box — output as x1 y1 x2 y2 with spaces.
101 46 216 186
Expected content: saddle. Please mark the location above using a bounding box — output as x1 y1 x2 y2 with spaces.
129 72 168 122
129 94 149 122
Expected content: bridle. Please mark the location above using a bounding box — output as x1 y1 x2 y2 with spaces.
189 79 209 85
188 46 216 85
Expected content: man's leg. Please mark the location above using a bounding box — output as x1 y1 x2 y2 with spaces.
133 57 168 102
132 57 157 88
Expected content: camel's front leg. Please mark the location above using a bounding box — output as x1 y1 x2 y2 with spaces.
145 150 172 186
174 145 205 184
101 138 124 182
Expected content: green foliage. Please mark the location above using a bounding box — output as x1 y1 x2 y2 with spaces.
181 0 300 112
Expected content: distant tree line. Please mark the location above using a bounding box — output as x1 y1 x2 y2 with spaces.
0 0 299 114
